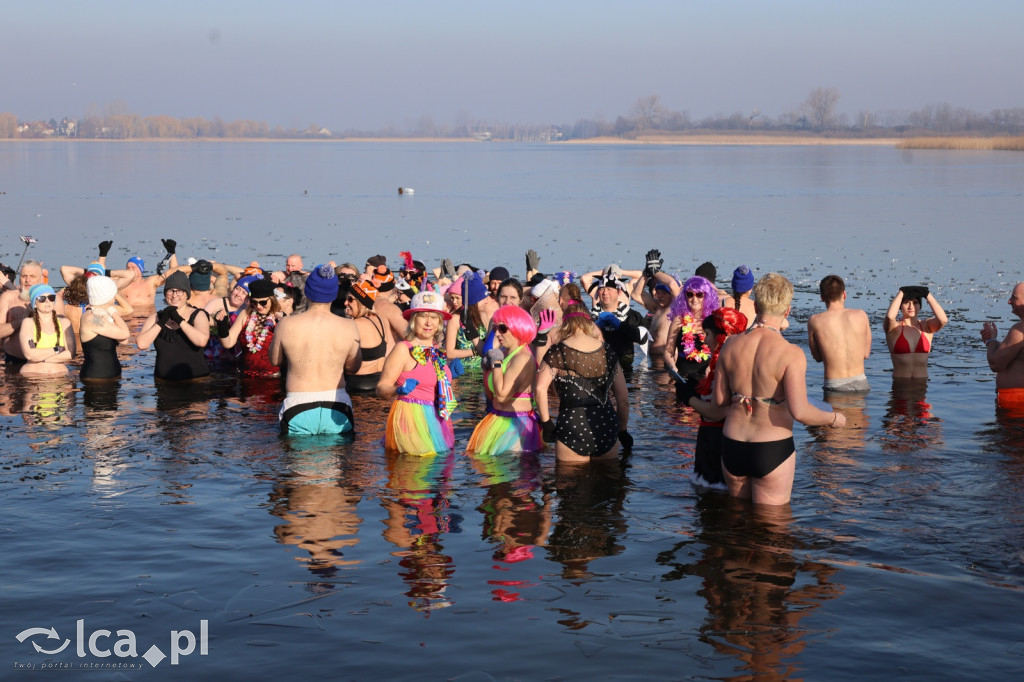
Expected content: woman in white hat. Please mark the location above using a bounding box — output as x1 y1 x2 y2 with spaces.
377 291 456 455
80 275 131 380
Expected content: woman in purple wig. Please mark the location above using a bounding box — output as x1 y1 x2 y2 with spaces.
663 276 721 398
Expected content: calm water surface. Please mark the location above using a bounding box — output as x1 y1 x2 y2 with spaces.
2 142 1024 680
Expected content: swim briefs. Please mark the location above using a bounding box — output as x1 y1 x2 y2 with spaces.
279 388 355 436
823 373 870 393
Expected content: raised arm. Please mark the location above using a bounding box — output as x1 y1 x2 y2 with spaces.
921 292 948 333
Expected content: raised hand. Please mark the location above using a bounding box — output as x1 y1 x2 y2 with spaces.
98 240 113 257
526 249 540 273
645 248 663 275
161 238 177 255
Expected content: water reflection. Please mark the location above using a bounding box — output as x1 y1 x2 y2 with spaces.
380 451 461 612
268 448 365 581
468 450 551 601
657 497 842 678
545 459 629 581
879 378 943 454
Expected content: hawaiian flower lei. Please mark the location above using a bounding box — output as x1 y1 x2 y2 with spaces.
680 314 710 363
243 312 273 353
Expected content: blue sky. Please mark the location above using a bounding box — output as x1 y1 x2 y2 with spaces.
3 0 1021 130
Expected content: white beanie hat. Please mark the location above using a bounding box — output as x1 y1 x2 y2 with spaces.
87 275 118 306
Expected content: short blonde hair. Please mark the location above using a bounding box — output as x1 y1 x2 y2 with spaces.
753 272 793 317
404 311 446 345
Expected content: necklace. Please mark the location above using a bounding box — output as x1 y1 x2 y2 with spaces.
680 314 710 362
243 312 273 353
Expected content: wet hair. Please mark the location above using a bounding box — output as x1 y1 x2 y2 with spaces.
557 301 599 340
669 276 720 320
560 282 582 306
492 304 536 346
819 274 845 303
62 274 89 306
497 278 523 303
753 272 794 317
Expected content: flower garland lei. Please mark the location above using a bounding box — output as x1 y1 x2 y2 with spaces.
679 314 710 363
243 312 273 353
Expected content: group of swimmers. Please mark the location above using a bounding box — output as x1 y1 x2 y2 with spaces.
2 240 1022 506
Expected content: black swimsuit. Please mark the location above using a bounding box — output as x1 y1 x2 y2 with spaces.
81 334 121 379
154 308 209 381
345 315 387 393
721 436 795 478
547 342 620 457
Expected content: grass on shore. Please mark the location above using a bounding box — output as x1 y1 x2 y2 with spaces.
897 136 1024 151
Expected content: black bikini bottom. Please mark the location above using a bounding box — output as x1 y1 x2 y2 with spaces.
721 435 795 478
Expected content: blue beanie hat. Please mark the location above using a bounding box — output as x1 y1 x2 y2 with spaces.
304 264 338 303
234 274 262 293
28 284 57 308
462 270 488 306
731 265 755 294
127 257 145 273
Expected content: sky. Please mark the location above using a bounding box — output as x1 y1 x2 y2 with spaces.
3 0 1022 131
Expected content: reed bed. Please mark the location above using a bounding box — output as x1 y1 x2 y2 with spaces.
898 136 1024 151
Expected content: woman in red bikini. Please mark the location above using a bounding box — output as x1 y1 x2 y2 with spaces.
884 285 948 380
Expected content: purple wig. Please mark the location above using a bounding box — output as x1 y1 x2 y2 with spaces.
492 304 537 346
669 276 720 320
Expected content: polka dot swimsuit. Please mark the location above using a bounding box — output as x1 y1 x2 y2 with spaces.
546 342 620 456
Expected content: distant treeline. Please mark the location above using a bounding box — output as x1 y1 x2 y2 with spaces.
3 88 1023 142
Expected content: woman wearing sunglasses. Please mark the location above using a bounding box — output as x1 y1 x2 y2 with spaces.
663 276 721 399
19 284 76 375
467 305 542 455
342 279 395 393
218 278 282 377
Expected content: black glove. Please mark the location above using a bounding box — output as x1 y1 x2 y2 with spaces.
157 307 174 326
156 256 170 276
464 322 481 341
677 378 699 406
98 240 113 257
541 419 556 442
216 316 231 338
645 249 663 275
441 258 456 281
618 430 634 452
168 307 185 325
161 238 177 255
900 285 929 301
526 249 540 272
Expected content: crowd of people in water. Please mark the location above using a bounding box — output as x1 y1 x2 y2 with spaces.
1 239 1022 506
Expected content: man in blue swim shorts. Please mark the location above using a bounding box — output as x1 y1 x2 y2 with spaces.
269 264 363 436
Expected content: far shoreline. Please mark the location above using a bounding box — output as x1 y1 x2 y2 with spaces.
0 135 902 147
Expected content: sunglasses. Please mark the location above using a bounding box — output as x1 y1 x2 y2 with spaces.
338 273 358 281
250 298 272 307
495 324 510 334
35 294 56 303
685 291 705 298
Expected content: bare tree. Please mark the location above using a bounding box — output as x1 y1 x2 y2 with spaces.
803 87 841 131
631 94 664 130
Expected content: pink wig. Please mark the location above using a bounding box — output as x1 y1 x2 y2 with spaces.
492 304 537 346
669 276 720 320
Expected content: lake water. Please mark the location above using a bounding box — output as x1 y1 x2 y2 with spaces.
2 141 1024 680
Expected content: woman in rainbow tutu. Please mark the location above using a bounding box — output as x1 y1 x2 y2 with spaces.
377 291 457 455
467 305 543 455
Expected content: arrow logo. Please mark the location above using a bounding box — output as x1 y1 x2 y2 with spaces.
16 627 60 643
16 627 71 654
